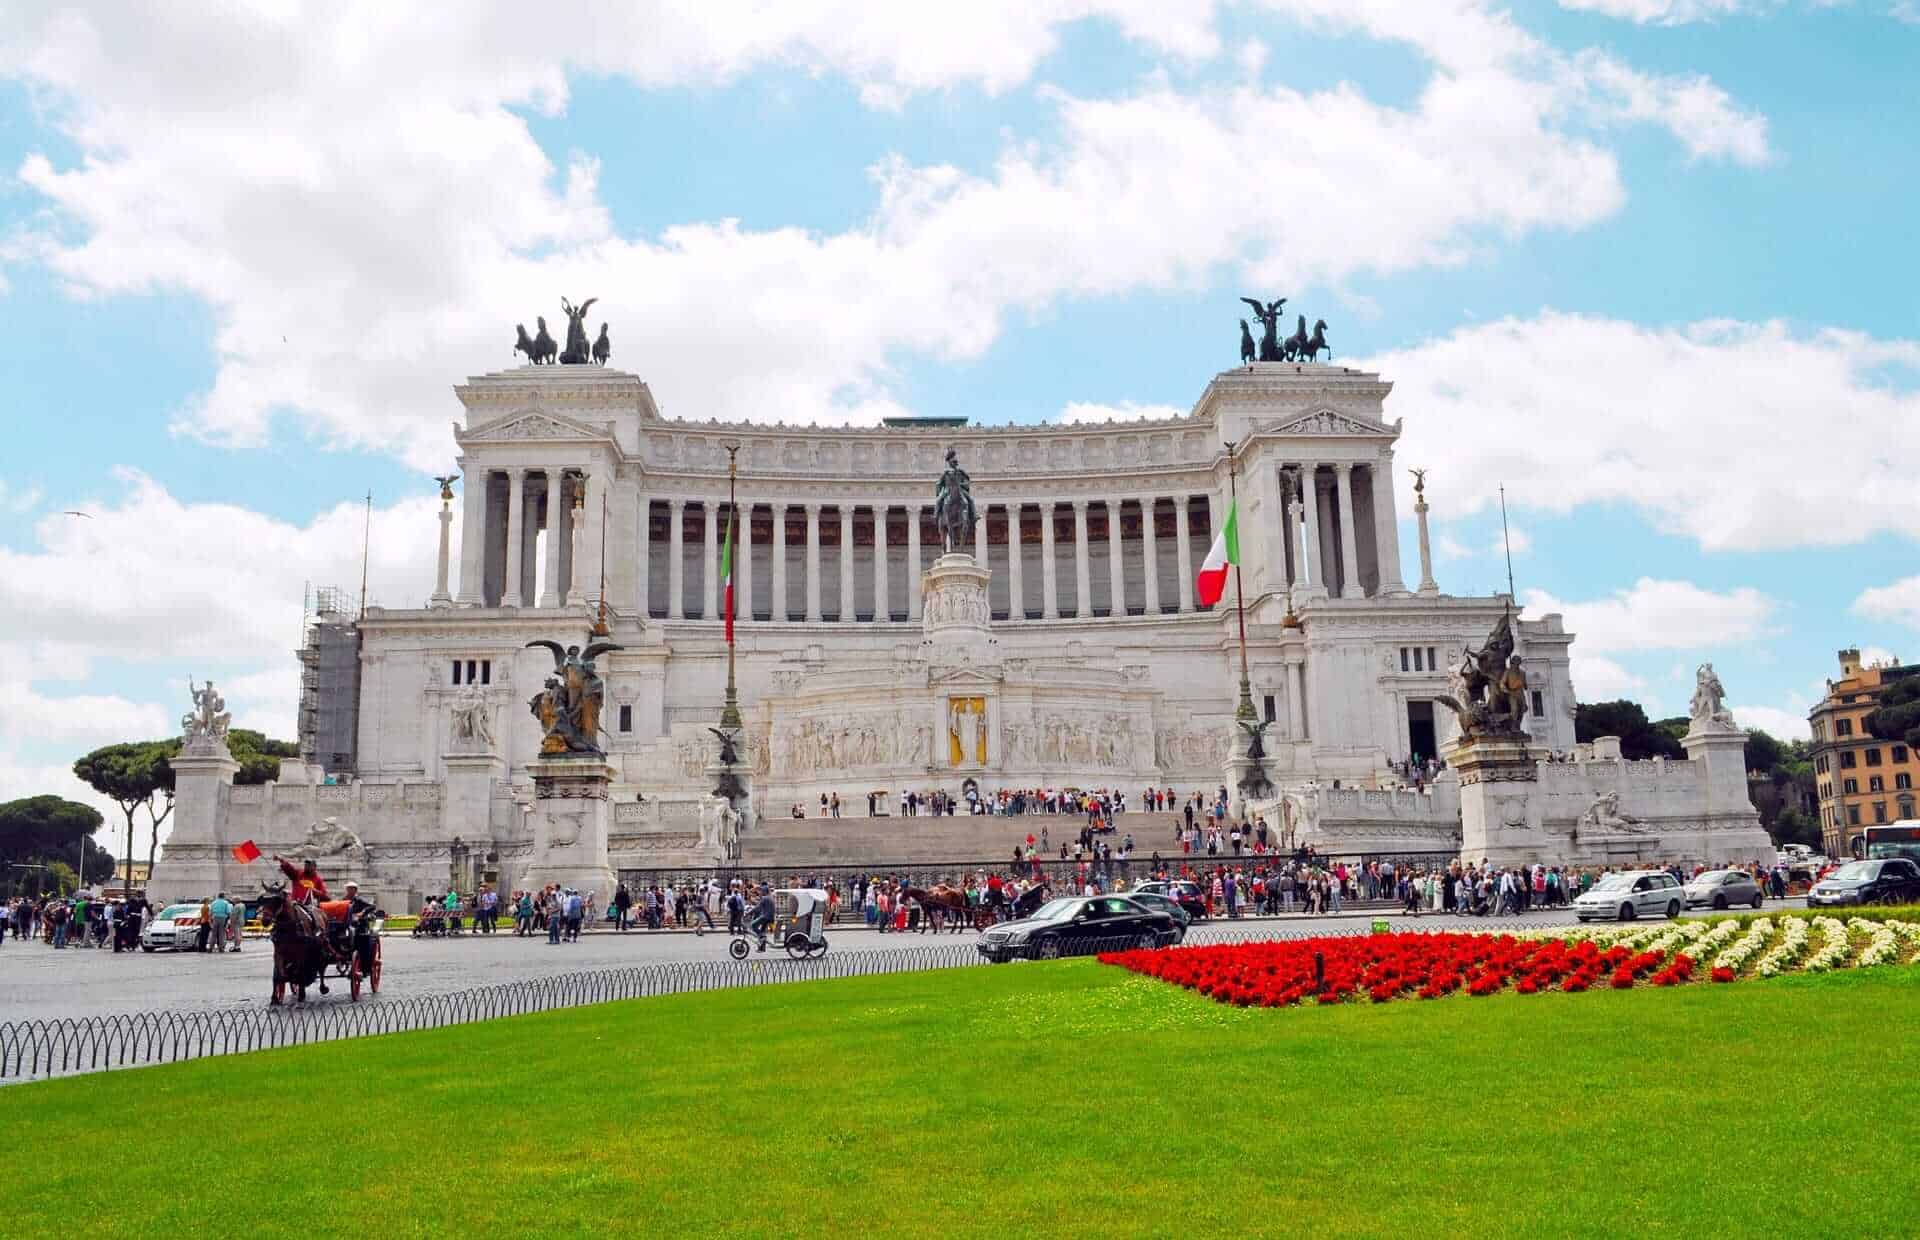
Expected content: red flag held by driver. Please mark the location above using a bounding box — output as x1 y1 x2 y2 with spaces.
231 840 262 864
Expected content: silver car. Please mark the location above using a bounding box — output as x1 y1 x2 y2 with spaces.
1573 870 1685 922
1684 869 1764 911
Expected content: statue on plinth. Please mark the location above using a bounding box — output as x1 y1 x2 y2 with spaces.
1436 612 1530 740
181 679 231 751
449 683 495 751
934 448 977 554
1690 662 1737 731
526 637 623 756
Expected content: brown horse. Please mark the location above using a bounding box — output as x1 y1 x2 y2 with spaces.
257 882 331 1004
904 885 971 934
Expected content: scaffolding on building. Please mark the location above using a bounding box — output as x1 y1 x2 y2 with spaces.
297 583 361 776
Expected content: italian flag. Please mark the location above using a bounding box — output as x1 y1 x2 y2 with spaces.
720 507 736 644
1195 500 1237 608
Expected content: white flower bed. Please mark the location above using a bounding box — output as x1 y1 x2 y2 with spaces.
1690 919 1741 959
1714 918 1773 974
1755 917 1810 978
1852 919 1901 968
1802 917 1853 972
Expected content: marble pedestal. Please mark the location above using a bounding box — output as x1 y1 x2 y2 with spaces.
922 553 993 653
147 744 241 904
518 757 617 900
442 749 504 841
1448 732 1541 867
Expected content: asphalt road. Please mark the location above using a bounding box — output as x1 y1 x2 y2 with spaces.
0 900 1803 1024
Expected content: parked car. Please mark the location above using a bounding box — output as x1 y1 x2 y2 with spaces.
1684 869 1764 911
1572 870 1684 922
1118 889 1192 939
1129 880 1207 920
976 895 1177 962
1808 858 1920 908
141 902 208 952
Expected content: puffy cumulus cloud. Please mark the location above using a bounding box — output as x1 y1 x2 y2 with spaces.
1058 400 1186 424
1523 577 1778 653
1853 576 1920 630
1571 51 1772 166
4 3 1767 470
1373 314 1920 552
0 470 446 811
1731 704 1811 742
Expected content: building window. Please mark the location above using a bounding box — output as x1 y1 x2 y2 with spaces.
1531 690 1544 716
1866 747 1883 766
1836 718 1853 737
1873 802 1887 824
1848 805 1860 825
1870 776 1884 793
1427 647 1437 670
451 660 461 685
1815 756 1827 774
1898 773 1912 791
452 658 491 686
1900 795 1916 819
1840 751 1857 769
1843 778 1858 795
1400 648 1410 672
1263 694 1277 723
618 704 632 733
1895 745 1910 763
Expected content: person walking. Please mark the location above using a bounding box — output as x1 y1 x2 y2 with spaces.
613 882 633 932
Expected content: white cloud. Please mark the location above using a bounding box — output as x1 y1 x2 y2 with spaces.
1557 0 1755 24
1731 704 1811 741
1854 576 1920 630
1570 654 1648 701
1434 531 1473 561
1058 400 1185 424
0 469 447 815
1372 314 1920 552
2 4 1768 470
1524 577 1778 653
1572 51 1772 166
1856 645 1903 669
0 481 43 513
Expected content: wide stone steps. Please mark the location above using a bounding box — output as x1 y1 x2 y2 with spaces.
740 809 1230 865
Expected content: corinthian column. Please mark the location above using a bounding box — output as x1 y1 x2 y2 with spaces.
1174 496 1195 612
805 503 822 622
702 502 720 619
1140 496 1160 614
1105 498 1125 616
540 471 563 608
1414 474 1439 596
906 504 922 620
738 501 754 625
1336 464 1362 599
667 498 686 618
500 468 525 607
1006 504 1025 619
839 506 855 621
431 481 455 607
772 503 789 620
1040 503 1058 620
872 505 889 621
456 468 487 606
1072 500 1092 618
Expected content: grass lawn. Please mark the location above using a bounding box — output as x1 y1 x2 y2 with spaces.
3 958 1916 1235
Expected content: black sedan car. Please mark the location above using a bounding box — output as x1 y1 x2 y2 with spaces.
976 895 1178 962
1129 880 1208 920
1116 889 1192 940
1809 858 1920 908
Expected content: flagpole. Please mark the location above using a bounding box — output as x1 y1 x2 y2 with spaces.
1224 440 1255 723
592 487 610 638
720 443 742 733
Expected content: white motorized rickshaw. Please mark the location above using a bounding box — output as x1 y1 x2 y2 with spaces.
728 887 831 960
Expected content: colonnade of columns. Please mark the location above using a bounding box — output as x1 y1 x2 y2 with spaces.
1274 461 1403 600
456 466 587 609
641 496 1224 624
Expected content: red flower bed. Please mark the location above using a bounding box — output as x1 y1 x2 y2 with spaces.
1100 933 1704 1009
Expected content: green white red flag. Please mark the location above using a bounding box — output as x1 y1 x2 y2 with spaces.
1195 500 1238 607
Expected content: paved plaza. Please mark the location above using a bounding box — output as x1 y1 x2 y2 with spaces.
0 901 1802 1024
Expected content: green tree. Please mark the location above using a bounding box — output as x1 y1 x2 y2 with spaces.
228 728 302 785
0 795 109 897
1574 700 1686 761
1745 729 1788 774
73 740 177 895
1864 676 1920 749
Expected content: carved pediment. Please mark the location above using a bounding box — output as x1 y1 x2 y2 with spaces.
1267 408 1390 437
927 665 1004 689
461 409 610 444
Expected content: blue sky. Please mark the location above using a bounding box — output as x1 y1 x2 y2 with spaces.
1 1 1917 817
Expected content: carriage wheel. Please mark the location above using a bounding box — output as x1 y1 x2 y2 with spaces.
349 953 363 1002
808 939 829 959
785 934 811 960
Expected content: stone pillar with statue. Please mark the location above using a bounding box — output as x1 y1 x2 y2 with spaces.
516 634 622 898
1439 612 1543 865
148 679 240 904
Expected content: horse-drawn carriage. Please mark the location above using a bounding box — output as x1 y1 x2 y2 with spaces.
256 882 384 1004
907 881 1050 933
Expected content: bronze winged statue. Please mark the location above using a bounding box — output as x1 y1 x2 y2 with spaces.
1240 297 1286 362
525 637 623 754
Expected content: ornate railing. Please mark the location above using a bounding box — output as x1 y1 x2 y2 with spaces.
0 922 1359 1082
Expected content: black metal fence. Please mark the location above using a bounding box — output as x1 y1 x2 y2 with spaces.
0 922 1370 1083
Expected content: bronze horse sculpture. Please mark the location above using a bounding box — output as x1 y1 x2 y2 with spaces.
257 881 331 1005
515 319 558 365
